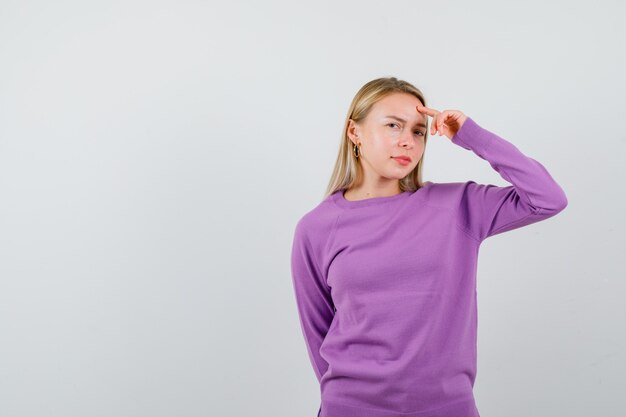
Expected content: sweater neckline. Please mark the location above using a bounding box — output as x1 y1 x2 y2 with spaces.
333 181 432 209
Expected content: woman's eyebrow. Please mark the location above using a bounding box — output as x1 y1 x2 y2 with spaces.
384 115 427 128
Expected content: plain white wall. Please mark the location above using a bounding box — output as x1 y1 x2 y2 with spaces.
0 0 624 416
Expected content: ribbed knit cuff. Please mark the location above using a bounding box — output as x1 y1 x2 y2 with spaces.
450 116 494 156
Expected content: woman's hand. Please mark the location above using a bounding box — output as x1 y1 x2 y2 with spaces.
416 104 468 140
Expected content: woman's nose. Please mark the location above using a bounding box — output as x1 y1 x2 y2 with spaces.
400 132 413 147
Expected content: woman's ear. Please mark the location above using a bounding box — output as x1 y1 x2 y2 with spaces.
347 119 360 144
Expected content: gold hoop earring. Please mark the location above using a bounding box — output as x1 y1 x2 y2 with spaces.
353 143 360 158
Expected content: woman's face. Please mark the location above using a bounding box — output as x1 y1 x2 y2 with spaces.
348 92 427 182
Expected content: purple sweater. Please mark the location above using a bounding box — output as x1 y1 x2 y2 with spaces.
290 117 568 417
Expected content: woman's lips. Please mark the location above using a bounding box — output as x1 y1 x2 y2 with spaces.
392 156 411 166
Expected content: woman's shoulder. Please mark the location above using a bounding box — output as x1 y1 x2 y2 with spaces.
422 180 480 208
293 192 342 239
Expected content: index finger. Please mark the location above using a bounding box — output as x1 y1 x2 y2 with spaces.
416 104 440 117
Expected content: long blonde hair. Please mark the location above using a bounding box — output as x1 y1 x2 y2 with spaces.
324 76 430 199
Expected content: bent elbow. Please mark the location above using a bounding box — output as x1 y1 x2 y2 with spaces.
555 193 568 212
541 187 568 215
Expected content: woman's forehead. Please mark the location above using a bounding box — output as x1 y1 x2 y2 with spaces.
372 94 425 120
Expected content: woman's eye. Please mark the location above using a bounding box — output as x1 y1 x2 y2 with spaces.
388 123 423 137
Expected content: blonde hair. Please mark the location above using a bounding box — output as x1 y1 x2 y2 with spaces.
324 76 430 199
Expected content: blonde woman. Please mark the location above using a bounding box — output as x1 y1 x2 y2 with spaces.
290 77 567 417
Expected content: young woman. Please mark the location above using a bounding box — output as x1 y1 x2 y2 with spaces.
290 77 568 417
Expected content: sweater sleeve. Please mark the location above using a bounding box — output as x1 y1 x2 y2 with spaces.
451 117 568 242
290 218 335 383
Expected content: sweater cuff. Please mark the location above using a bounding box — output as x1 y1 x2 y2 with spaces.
450 116 493 155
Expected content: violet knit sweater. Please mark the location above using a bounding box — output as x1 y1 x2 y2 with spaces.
290 117 568 417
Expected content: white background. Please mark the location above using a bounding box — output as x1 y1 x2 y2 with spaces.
0 1 624 416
